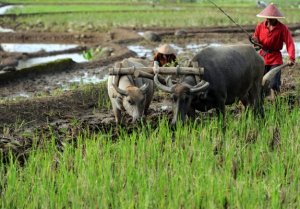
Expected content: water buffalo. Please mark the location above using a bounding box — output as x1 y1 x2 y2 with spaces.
154 44 267 125
108 58 154 124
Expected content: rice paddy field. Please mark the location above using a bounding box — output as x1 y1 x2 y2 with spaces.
1 0 300 208
1 0 300 31
1 101 300 208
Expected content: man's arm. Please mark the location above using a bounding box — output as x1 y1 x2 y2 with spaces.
283 26 296 66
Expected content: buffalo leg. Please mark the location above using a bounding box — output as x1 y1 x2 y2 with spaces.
248 83 264 117
216 100 226 133
241 93 249 107
187 108 196 121
113 106 122 124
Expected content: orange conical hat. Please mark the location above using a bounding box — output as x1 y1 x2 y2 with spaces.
257 3 285 19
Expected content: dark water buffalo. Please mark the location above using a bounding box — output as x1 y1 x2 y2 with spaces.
108 58 154 124
154 44 266 124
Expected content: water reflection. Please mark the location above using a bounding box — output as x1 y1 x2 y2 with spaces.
0 5 23 15
128 42 299 60
69 72 108 85
281 42 300 58
127 45 153 58
127 42 222 59
1 43 79 53
17 53 87 69
0 26 14 32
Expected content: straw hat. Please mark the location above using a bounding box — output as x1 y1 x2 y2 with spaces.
257 3 285 19
156 44 177 55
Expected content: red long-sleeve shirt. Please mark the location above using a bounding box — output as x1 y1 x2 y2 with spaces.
254 20 295 65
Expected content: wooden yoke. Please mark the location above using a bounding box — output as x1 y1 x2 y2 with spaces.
108 62 204 77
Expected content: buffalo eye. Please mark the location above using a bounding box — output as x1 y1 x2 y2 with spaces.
128 99 135 105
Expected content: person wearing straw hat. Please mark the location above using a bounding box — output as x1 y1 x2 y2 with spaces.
154 44 178 67
252 3 295 98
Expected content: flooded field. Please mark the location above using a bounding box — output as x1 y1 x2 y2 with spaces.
1 1 300 208
0 28 299 102
0 0 299 156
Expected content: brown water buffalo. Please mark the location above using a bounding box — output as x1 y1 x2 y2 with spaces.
108 58 154 124
154 44 268 125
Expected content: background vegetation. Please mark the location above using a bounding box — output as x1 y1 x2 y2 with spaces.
1 0 300 32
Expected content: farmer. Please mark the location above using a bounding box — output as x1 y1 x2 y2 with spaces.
252 3 295 98
154 44 178 67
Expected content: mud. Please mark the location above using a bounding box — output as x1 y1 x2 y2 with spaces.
0 25 300 159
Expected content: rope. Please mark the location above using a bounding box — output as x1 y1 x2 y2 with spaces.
207 0 263 49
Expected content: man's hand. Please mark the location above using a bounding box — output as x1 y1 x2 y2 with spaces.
249 36 263 51
251 36 259 43
288 60 295 66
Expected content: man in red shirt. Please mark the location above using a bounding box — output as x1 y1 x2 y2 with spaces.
252 3 295 98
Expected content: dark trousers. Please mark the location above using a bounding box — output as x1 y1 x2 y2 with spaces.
264 65 281 92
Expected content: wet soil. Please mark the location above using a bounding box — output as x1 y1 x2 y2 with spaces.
0 25 300 156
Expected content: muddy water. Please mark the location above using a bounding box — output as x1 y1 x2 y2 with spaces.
0 26 14 32
127 42 222 60
0 5 17 32
0 42 107 99
2 37 299 100
282 42 300 58
0 43 87 69
127 45 153 58
1 43 79 53
0 5 15 14
2 67 109 100
128 41 300 60
17 54 87 69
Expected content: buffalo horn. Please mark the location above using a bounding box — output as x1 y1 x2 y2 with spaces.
154 74 173 93
165 76 174 87
140 82 149 94
112 76 128 96
190 80 210 93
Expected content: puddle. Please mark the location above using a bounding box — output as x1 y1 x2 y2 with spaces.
17 54 87 69
0 5 15 15
8 92 30 100
0 5 22 15
282 42 300 58
0 26 14 32
127 45 153 58
68 72 108 85
1 43 79 53
129 42 298 60
128 42 223 59
137 32 145 37
55 68 109 91
1 67 109 100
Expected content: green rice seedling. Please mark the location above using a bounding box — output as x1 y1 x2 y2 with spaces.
1 101 300 208
1 1 299 31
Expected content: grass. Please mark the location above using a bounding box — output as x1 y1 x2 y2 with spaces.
1 1 299 31
1 100 300 208
1 0 300 208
